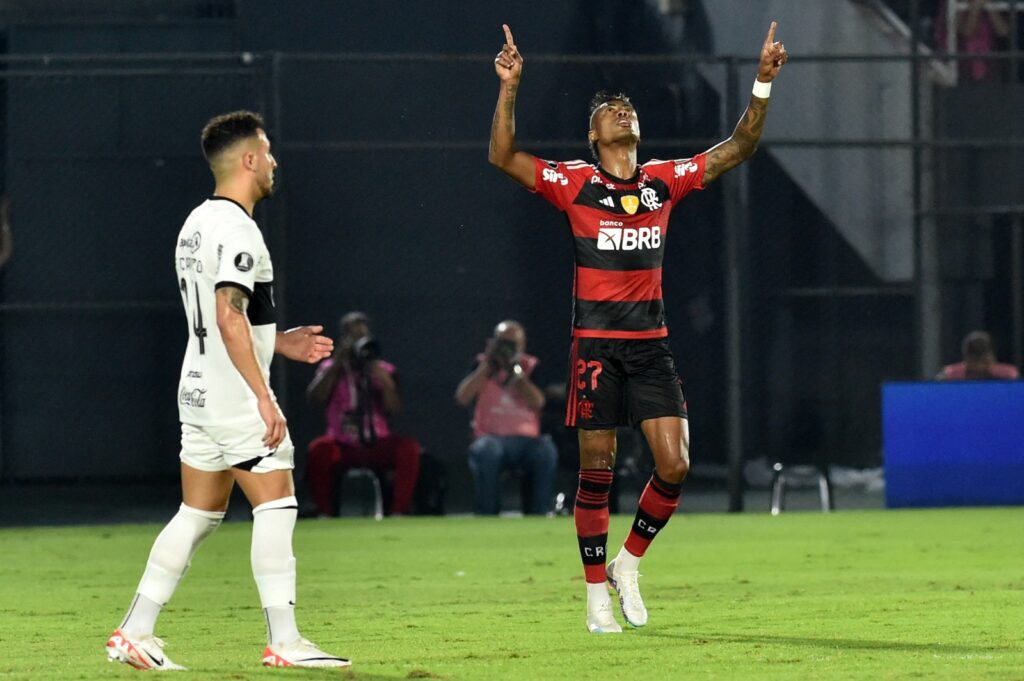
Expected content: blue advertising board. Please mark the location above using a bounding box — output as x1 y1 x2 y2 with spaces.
882 381 1024 507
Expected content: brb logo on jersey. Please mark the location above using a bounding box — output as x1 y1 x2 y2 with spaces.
542 168 568 186
597 221 662 251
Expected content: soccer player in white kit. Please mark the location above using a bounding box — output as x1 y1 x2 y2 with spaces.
106 111 350 670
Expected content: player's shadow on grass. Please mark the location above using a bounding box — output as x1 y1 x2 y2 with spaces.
251 670 427 680
647 631 1011 655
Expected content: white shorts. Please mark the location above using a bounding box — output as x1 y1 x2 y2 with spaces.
180 418 295 473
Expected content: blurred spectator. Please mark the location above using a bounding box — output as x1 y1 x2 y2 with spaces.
937 330 1019 380
935 0 1011 82
305 312 421 516
455 320 557 515
0 196 11 271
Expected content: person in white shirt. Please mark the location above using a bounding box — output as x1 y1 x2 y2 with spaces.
106 111 350 670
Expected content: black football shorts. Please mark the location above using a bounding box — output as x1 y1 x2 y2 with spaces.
564 337 687 429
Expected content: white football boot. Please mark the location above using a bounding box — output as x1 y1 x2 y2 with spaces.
586 588 623 634
606 559 648 627
262 638 351 668
106 629 186 671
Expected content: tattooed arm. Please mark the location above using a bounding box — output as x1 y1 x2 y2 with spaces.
702 97 769 187
702 22 788 187
488 24 537 189
216 284 286 448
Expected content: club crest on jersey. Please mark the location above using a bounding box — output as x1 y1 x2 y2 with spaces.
620 195 639 215
640 187 662 211
234 252 254 272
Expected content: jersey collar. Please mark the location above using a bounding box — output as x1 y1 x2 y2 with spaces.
209 195 252 218
596 164 640 186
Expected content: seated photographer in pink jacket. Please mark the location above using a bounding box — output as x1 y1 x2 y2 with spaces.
455 320 557 515
306 312 421 516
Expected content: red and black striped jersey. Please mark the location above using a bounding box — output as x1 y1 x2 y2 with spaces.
530 153 706 339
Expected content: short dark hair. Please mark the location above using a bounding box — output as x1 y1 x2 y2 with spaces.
962 331 994 360
588 91 636 160
201 110 265 162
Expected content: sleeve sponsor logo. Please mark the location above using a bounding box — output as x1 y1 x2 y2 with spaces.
597 226 661 251
674 161 699 177
234 252 254 272
178 232 201 253
542 168 569 186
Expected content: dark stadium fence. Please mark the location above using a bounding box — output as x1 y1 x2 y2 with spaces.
0 49 1021 514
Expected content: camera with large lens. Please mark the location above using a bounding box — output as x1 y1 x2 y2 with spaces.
351 335 380 368
492 338 518 365
492 338 522 384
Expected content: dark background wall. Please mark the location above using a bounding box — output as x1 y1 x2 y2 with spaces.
0 0 1017 514
0 2 731 505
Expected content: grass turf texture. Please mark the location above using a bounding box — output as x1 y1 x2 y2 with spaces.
0 509 1022 680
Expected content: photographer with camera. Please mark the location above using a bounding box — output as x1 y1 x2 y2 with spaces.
455 320 557 515
306 311 421 516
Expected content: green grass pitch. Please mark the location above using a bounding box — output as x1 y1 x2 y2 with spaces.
1 508 1022 680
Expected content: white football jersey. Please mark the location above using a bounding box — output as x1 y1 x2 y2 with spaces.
175 197 276 426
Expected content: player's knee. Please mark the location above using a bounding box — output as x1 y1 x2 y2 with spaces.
579 441 616 469
657 445 689 483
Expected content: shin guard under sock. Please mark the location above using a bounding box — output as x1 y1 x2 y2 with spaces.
574 469 613 583
623 473 682 557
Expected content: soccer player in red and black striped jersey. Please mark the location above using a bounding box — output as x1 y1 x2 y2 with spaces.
489 23 787 633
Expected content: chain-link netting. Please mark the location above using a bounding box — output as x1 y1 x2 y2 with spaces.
0 50 1020 503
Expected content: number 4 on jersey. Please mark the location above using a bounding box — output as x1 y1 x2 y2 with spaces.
179 278 208 354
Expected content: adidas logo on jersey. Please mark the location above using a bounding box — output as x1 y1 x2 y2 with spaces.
597 226 662 251
599 196 615 208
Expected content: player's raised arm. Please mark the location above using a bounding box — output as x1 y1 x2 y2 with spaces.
488 24 538 189
216 285 286 448
701 21 787 187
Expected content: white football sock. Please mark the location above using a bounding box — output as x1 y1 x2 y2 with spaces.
125 503 224 636
118 593 162 639
614 546 641 573
252 496 300 645
586 581 611 603
264 606 301 647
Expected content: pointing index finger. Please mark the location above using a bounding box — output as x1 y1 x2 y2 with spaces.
764 21 777 47
502 24 516 49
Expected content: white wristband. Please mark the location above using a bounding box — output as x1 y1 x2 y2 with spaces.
752 79 772 99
